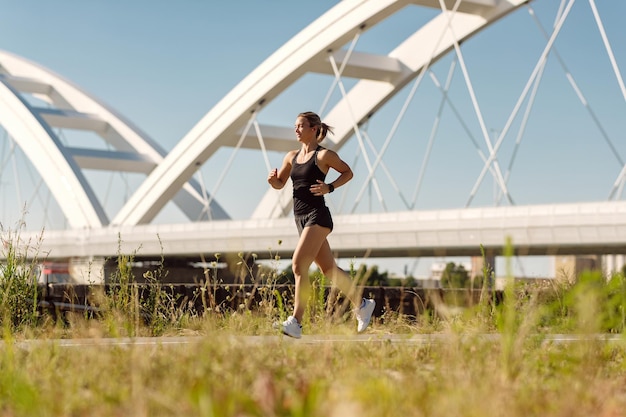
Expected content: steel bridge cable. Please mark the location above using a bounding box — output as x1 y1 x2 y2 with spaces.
498 32 548 204
411 62 457 209
194 168 211 221
361 129 411 210
587 0 626 199
589 0 626 105
616 177 626 200
437 0 512 207
328 54 386 212
23 159 45 214
193 147 213 221
498 2 566 204
556 0 567 21
204 106 260 214
349 64 423 213
363 129 411 210
31 133 58 225
529 2 626 200
43 188 52 227
259 121 300 219
349 69 420 213
335 137 363 214
251 118 283 218
0 130 14 195
312 33 362 215
427 76 507 208
10 136 22 213
319 30 362 118
18 139 50 224
252 119 272 174
611 163 626 200
498 68 545 204
434 0 497 200
427 66 500 184
24 179 45 222
351 0 466 214
500 1 602 204
1 136 28 223
466 0 576 208
537 5 623 166
318 32 363 214
433 0 509 206
102 144 118 217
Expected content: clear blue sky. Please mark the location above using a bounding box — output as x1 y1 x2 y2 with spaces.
1 1 625 278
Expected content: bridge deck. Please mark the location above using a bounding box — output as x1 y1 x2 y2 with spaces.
20 201 626 261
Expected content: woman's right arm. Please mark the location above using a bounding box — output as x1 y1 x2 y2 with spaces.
268 151 294 190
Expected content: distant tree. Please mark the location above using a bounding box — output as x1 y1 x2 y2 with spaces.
355 264 388 286
386 275 417 287
402 275 417 287
354 264 369 284
440 262 470 288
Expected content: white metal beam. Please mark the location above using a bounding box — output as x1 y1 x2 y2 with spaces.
68 147 157 173
36 107 109 133
309 50 410 82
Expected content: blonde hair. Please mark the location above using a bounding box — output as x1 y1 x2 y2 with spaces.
298 111 334 143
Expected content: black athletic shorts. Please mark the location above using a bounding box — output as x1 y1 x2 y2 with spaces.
294 207 333 236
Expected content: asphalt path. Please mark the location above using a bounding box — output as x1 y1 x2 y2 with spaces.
5 333 625 349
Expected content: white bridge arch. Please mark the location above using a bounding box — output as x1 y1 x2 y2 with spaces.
114 0 530 226
0 51 228 229
1 0 626 271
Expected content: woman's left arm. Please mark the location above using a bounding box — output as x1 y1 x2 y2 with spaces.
311 149 353 195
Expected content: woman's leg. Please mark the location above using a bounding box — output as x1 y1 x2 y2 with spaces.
291 225 330 323
316 239 376 333
314 239 361 307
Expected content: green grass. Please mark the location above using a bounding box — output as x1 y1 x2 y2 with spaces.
2 233 626 416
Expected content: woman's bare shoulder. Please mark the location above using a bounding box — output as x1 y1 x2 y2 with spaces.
285 149 299 160
317 147 339 160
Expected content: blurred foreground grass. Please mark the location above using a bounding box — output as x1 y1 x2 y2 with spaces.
2 317 626 417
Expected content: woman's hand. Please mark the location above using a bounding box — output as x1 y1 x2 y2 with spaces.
268 168 278 182
310 180 331 196
268 168 279 185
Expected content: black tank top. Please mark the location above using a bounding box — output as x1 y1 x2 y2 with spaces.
290 146 327 216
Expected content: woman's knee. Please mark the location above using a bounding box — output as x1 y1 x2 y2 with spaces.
292 259 312 277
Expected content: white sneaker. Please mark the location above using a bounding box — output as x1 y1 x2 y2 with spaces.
277 315 302 339
356 298 376 333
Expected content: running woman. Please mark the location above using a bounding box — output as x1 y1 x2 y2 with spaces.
267 111 376 338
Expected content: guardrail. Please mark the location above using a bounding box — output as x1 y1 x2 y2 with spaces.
37 283 505 321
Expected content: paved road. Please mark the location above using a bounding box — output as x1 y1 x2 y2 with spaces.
6 333 625 349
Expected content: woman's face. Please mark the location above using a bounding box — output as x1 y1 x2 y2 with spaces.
294 116 316 142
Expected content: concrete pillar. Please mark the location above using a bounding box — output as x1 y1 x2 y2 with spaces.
615 254 626 272
604 254 615 278
604 254 625 278
554 255 601 282
471 255 495 287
